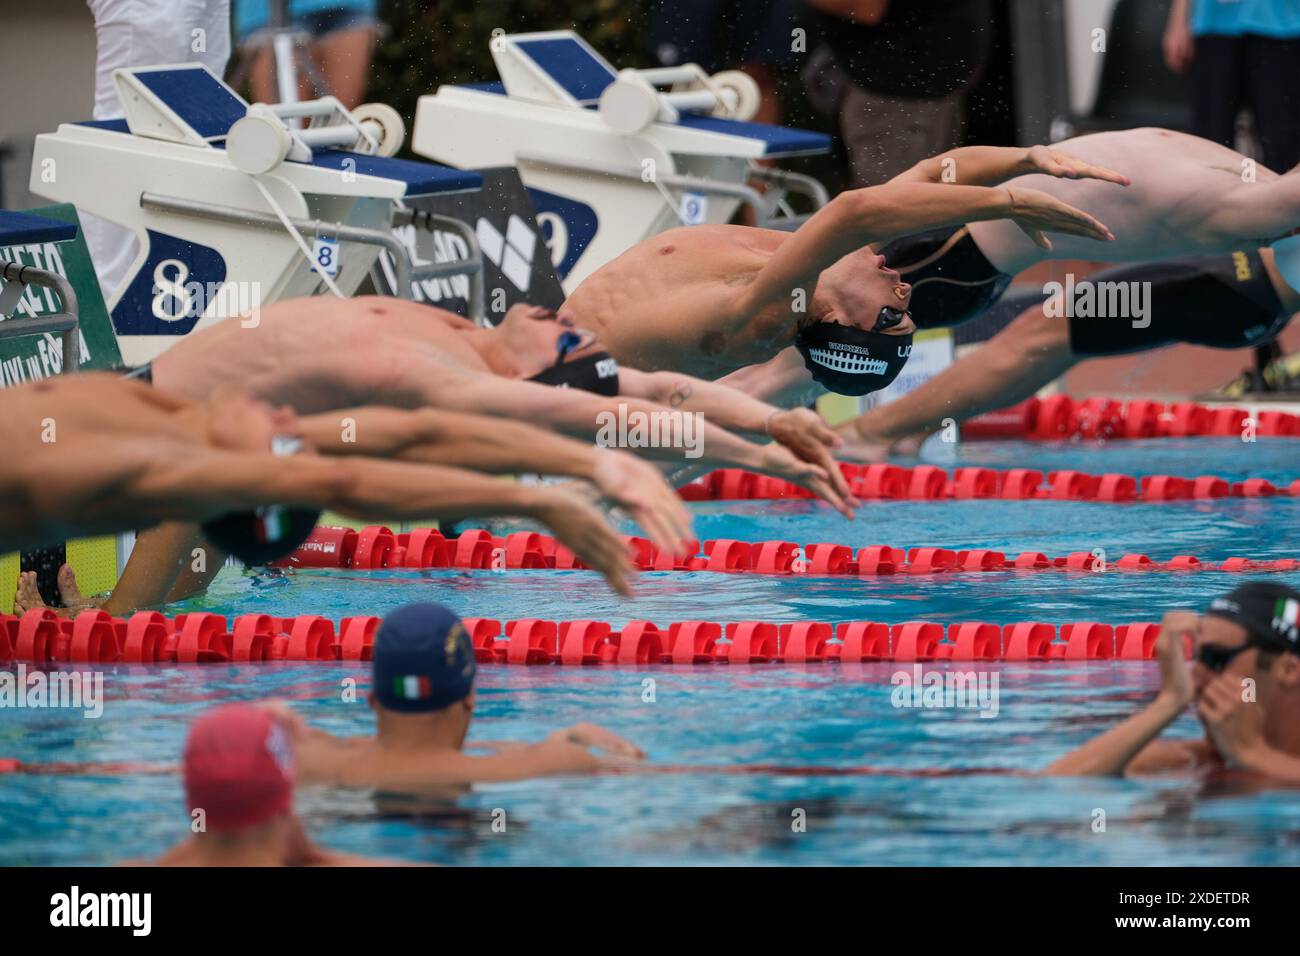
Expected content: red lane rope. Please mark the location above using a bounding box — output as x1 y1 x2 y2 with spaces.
962 395 1300 442
0 607 1184 665
270 524 1299 578
686 463 1300 503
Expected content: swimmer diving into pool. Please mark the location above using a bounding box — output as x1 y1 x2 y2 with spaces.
1046 582 1300 780
269 604 646 791
562 142 1123 390
15 297 852 616
0 373 643 594
835 242 1300 459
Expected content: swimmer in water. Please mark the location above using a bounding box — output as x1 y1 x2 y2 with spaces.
278 603 645 793
144 704 408 866
1046 581 1300 780
0 373 642 594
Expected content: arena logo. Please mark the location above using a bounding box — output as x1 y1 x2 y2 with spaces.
890 665 999 718
595 403 704 459
476 214 536 293
0 664 103 718
1042 273 1151 328
49 886 151 936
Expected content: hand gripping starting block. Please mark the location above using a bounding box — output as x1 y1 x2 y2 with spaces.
0 210 80 375
412 31 831 290
31 64 485 365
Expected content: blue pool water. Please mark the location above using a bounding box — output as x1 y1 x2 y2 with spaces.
2 438 1299 866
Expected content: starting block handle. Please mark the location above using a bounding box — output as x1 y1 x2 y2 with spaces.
0 261 80 375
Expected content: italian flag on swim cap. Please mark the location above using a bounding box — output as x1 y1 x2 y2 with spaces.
393 675 432 700
1277 597 1300 641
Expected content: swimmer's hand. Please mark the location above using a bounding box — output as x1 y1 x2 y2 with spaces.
1005 186 1116 250
531 487 636 597
1198 671 1268 769
553 722 646 760
766 409 860 511
1155 612 1195 709
591 449 694 556
1025 145 1131 187
756 444 856 519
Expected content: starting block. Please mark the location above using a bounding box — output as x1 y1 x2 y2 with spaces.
31 64 486 365
412 31 831 290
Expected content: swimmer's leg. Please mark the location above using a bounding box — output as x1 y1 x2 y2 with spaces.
838 301 1076 460
93 522 221 615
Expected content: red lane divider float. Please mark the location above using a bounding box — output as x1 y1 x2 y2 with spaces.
682 463 1300 504
0 609 1186 665
962 395 1300 442
269 523 1298 579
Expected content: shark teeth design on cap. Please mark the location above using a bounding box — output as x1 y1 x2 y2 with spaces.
807 348 889 375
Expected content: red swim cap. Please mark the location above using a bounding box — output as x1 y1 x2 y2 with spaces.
183 704 295 832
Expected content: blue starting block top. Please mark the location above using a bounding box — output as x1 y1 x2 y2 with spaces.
134 66 248 141
516 36 617 105
73 65 481 196
0 210 77 247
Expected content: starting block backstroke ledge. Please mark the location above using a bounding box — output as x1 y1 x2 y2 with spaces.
31 65 486 365
413 31 832 290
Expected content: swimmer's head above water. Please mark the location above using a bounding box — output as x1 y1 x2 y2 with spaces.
184 703 296 834
1194 581 1300 703
795 253 916 396
371 603 478 744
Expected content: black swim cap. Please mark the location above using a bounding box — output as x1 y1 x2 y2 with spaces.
372 603 476 712
1205 580 1300 650
528 329 620 395
200 436 322 565
794 317 913 396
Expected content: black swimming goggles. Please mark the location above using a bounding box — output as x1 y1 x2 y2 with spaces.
873 306 910 332
1196 635 1294 672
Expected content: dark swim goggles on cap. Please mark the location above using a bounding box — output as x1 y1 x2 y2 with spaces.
794 305 914 397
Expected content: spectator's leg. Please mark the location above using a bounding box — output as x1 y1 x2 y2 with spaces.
839 85 962 187
1189 34 1244 149
1242 34 1300 173
311 25 379 110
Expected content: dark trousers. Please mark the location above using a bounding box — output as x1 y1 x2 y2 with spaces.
1192 33 1300 173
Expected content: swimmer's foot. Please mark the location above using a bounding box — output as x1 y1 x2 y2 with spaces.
12 571 49 614
57 564 90 607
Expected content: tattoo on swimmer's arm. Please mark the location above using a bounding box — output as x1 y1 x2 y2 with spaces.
668 383 693 408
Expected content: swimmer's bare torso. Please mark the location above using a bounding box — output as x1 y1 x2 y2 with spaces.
968 128 1293 275
0 375 215 549
564 225 790 377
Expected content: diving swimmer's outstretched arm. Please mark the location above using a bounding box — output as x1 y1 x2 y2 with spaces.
617 367 855 505
128 450 638 595
731 180 1116 331
407 365 857 517
296 405 693 554
890 144 1131 190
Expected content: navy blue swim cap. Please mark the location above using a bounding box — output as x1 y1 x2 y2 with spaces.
372 604 476 713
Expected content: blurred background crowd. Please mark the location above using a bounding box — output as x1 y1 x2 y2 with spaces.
7 0 1300 208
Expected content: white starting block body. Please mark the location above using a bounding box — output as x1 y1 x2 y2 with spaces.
32 64 484 365
412 31 831 291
